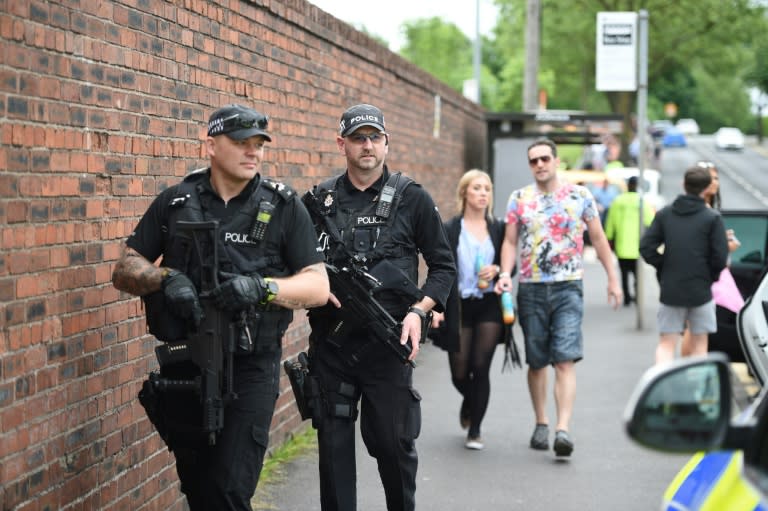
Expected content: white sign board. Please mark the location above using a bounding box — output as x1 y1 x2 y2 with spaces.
596 12 638 91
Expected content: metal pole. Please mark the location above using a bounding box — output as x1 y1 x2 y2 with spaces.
636 10 649 330
473 0 481 104
523 0 540 111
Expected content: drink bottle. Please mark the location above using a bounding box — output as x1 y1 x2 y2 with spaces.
501 291 515 324
476 254 489 289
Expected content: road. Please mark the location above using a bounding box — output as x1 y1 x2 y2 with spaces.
658 135 768 210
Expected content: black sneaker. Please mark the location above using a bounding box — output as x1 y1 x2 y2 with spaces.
554 430 574 457
529 424 549 450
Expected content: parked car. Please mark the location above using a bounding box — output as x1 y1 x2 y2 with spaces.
623 353 765 510
604 167 665 213
708 210 768 363
676 118 701 136
662 126 687 147
651 119 674 140
624 211 768 511
715 127 746 151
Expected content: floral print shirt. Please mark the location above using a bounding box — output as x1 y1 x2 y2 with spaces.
506 182 598 283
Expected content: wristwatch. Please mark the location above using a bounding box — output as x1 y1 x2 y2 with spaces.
262 277 279 304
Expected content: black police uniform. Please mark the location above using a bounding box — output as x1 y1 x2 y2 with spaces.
307 167 455 511
128 169 323 511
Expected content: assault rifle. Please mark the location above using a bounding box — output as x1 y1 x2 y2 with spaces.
325 262 429 368
140 220 237 446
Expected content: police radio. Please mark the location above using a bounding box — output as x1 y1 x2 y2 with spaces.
249 200 275 241
375 184 396 218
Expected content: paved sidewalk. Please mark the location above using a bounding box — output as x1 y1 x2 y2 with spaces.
252 257 682 511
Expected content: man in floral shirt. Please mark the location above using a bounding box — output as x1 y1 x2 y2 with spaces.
495 139 622 458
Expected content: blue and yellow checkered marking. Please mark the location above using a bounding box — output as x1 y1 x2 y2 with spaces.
663 451 767 511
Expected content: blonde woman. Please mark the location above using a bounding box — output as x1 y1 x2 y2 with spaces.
431 170 510 450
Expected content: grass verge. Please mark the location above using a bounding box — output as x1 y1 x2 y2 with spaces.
260 425 318 484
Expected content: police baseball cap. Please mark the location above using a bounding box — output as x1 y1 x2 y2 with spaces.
207 104 272 141
339 104 386 137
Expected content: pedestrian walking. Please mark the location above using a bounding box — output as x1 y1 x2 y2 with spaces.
304 103 456 511
111 104 330 510
604 176 655 306
429 169 511 451
495 139 622 458
639 164 729 365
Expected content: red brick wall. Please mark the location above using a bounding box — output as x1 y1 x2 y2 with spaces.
0 0 486 509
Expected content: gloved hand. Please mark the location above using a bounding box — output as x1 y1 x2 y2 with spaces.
162 270 203 327
212 271 265 311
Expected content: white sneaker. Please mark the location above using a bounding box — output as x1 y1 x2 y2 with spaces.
465 437 484 450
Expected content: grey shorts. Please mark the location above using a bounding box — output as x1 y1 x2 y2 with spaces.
657 300 717 335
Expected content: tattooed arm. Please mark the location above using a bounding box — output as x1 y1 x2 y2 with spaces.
112 244 163 297
269 261 329 310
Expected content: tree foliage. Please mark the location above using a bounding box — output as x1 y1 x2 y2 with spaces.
393 0 768 135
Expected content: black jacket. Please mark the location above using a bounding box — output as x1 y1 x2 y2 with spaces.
639 194 729 307
431 215 509 353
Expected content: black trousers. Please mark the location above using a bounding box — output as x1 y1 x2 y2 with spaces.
618 258 638 304
311 339 422 511
170 350 281 511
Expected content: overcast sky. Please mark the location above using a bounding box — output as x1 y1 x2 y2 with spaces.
307 0 499 51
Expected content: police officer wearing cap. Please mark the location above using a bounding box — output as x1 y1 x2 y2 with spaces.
112 104 329 511
305 104 455 511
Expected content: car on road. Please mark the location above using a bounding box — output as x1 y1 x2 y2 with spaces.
662 126 687 147
651 119 674 140
715 127 746 151
624 211 768 510
676 118 701 136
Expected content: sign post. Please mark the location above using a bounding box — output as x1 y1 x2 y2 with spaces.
596 10 648 329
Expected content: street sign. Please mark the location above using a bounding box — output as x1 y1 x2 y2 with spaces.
596 12 638 91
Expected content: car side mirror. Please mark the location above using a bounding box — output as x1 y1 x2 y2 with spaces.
624 354 732 453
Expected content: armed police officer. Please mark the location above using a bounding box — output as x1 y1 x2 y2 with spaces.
111 104 329 511
303 104 455 511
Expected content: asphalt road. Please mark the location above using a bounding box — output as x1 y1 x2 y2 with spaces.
252 256 690 511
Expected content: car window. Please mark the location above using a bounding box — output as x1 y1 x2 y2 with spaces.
725 215 768 268
722 212 768 299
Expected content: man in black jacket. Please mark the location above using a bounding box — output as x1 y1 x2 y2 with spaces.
639 165 729 365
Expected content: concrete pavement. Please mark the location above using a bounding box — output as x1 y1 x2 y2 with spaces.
251 254 689 510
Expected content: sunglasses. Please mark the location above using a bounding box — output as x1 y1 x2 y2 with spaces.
221 113 269 131
528 155 553 166
347 132 388 144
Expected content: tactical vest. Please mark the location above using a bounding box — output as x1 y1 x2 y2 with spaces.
159 169 294 351
313 171 421 316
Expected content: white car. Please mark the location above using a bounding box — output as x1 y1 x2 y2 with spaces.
604 167 666 213
714 127 745 151
675 118 700 136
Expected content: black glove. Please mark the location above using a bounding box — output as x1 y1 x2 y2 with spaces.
162 270 203 327
212 271 265 311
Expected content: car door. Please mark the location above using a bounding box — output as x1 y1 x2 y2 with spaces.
709 211 768 363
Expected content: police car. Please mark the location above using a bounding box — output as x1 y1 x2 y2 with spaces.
623 262 768 510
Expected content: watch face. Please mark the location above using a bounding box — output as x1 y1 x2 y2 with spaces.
267 280 279 297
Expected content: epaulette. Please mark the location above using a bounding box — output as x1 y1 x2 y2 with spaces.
261 178 295 201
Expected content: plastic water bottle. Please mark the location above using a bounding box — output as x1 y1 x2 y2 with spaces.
476 254 489 289
501 291 515 325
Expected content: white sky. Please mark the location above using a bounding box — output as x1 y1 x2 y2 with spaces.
307 0 499 51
